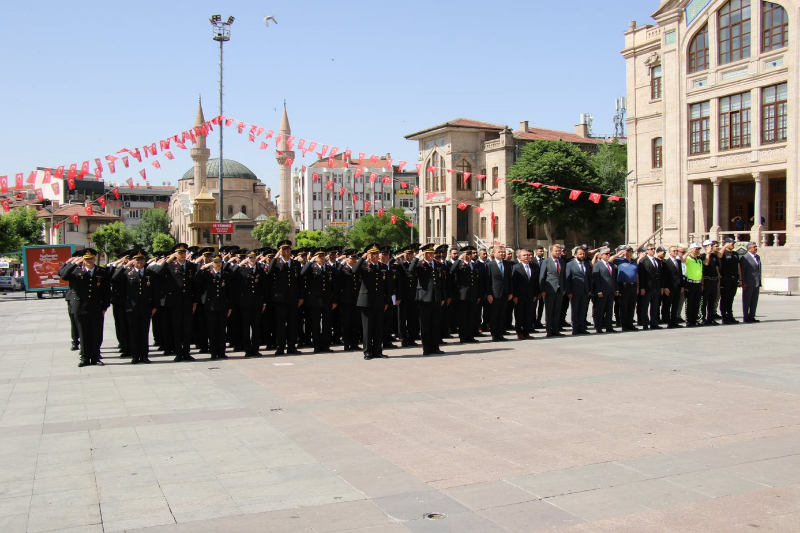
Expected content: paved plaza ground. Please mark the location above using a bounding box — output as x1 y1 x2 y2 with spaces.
0 292 798 532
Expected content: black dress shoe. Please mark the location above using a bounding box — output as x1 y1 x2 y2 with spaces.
142 359 151 364
650 325 663 330
422 352 431 356
274 349 285 356
287 349 301 355
94 361 105 366
606 329 618 333
184 355 196 361
380 354 389 359
70 345 80 351
434 349 445 354
364 354 374 360
78 361 89 367
383 343 397 349
131 359 139 365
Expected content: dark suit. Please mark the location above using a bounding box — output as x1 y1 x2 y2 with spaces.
565 259 592 334
230 262 266 356
534 256 546 326
484 259 513 341
539 257 564 336
451 259 481 342
336 261 361 350
409 257 446 354
269 256 303 352
720 251 740 322
511 261 539 336
302 261 336 352
108 265 130 358
153 260 197 360
58 263 81 351
196 267 232 358
638 256 662 328
59 263 111 364
662 256 684 327
112 266 158 363
354 258 391 358
592 260 616 331
740 252 762 322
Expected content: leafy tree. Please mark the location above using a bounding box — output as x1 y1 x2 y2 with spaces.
133 208 172 253
295 230 323 249
318 225 349 249
92 221 134 259
587 140 627 242
347 208 411 251
252 217 293 247
151 233 175 253
507 141 597 242
0 207 44 253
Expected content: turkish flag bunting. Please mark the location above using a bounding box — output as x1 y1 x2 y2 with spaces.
462 172 471 184
301 148 310 157
130 149 142 163
427 192 435 200
0 176 8 193
354 168 364 178
307 141 316 151
589 193 602 204
107 160 116 173
69 164 78 178
84 204 93 216
569 190 582 201
285 158 294 167
67 178 76 190
249 134 256 142
344 150 352 160
79 161 90 177
329 147 338 158
225 118 234 127
546 185 560 190
413 186 420 196
275 134 284 146
398 161 407 172
126 178 134 189
237 122 245 134
427 166 435 174
164 151 174 160
405 220 413 227
444 197 451 203
15 174 23 188
71 213 80 225
285 141 295 151
326 180 333 190
43 170 52 184
160 139 170 151
312 172 320 182
369 155 379 164
400 181 408 189
369 173 377 183
94 158 103 172
265 130 274 139
327 158 334 168
51 182 60 195
356 152 364 165
301 165 306 172
53 222 62 229
491 212 496 231
143 144 154 158
249 125 258 135
187 130 196 144
457 202 468 211
105 155 118 163
390 214 397 225
385 157 393 169
287 136 295 145
122 156 129 168
382 176 391 184
446 169 453 174
152 161 161 169
364 201 371 211
139 169 147 180
176 142 187 150
339 187 346 197
352 194 358 203
2 199 10 213
608 195 622 202
112 187 120 199
297 139 305 149
260 142 269 150
55 166 65 178
256 127 264 137
321 145 329 157
378 208 384 218
97 196 106 209
94 168 103 180
476 174 486 180
531 182 542 187
415 163 422 174
474 206 484 213
25 171 36 184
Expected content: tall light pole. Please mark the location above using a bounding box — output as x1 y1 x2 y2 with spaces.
210 14 234 248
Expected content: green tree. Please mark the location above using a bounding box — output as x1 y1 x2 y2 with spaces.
295 230 323 249
252 217 293 247
507 141 597 242
318 226 349 249
0 207 44 253
151 232 175 253
588 140 627 242
92 221 134 259
347 208 411 251
133 208 172 253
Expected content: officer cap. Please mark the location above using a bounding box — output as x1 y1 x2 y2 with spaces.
702 239 713 246
82 248 98 259
724 237 735 244
364 243 380 254
237 249 248 258
435 244 448 254
189 246 200 254
119 249 133 258
598 247 611 254
313 248 326 257
172 243 189 252
328 247 339 254
71 249 84 258
277 240 292 250
211 252 223 262
246 249 258 257
410 242 421 251
200 247 214 256
297 248 308 256
420 243 435 253
264 248 277 257
131 250 147 260
228 245 241 253
379 245 391 255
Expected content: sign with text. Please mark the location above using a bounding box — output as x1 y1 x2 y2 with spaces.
210 223 234 234
22 245 74 292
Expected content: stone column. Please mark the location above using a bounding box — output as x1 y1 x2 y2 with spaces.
710 177 721 239
752 172 764 243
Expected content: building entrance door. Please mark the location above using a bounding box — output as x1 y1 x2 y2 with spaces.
456 208 470 242
729 182 754 236
769 177 786 231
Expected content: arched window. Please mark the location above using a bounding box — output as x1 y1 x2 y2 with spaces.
762 1 788 52
241 205 247 215
719 0 751 66
227 205 233 216
426 151 444 192
688 24 709 73
456 160 473 190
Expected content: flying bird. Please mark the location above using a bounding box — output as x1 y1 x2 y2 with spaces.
264 15 278 27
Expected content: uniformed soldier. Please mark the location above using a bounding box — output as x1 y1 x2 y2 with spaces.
450 246 482 344
196 253 233 360
269 240 303 355
327 247 343 345
409 243 446 356
59 248 111 367
108 250 132 359
718 238 740 324
336 249 362 352
260 247 277 350
354 243 391 360
153 243 197 362
380 246 399 349
397 244 420 347
302 247 337 353
444 247 459 338
112 250 158 364
192 247 214 354
227 249 266 357
434 245 452 344
58 249 83 353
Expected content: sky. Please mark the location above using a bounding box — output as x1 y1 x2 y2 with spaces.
1 0 658 192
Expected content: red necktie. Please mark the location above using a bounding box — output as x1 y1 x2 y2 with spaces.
555 259 560 275
606 262 612 275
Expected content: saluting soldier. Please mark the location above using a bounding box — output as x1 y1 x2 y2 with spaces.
336 249 362 352
269 240 304 355
58 249 83 353
327 247 344 345
718 238 740 324
192 247 214 354
409 243 446 355
152 243 197 362
112 250 158 364
260 248 277 350
380 246 399 349
107 250 132 359
59 248 111 367
196 253 233 360
354 243 391 360
450 246 482 344
302 247 337 353
228 249 267 357
397 245 420 347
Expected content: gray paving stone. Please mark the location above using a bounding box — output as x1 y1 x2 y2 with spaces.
371 490 470 522
443 480 538 511
99 496 175 532
479 499 585 532
664 469 769 497
299 499 395 532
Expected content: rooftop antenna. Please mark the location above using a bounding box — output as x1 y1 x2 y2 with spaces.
613 97 627 138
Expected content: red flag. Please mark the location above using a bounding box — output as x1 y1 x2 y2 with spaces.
390 214 397 225
329 147 339 158
405 220 413 227
260 142 269 150
307 141 316 151
265 130 274 139
474 206 484 213
43 170 52 184
382 176 391 184
444 197 451 203
55 166 65 178
112 187 120 199
0 176 7 193
569 190 582 201
285 157 294 167
94 158 103 172
301 165 306 172
15 174 23 188
476 174 486 180
546 185 560 190
225 118 235 127
462 172 471 185
352 194 358 203
94 167 103 180
400 181 408 189
51 182 60 195
321 145 329 157
176 143 187 150
416 163 422 174
143 144 154 158
129 148 141 163
53 222 62 230
344 149 352 160
385 157 393 169
126 178 134 189
122 156 129 168
369 155 379 164
427 192 435 200
298 139 305 149
15 193 24 199
164 151 174 160
97 196 106 209
160 139 171 151
589 193 602 204
608 195 622 202
325 180 333 190
107 160 116 174
249 134 256 142
457 202 468 211
327 158 334 168
67 177 76 190
149 143 157 156
378 208 384 218
237 122 245 134
105 155 118 163
364 201 371 211
312 172 321 182
427 166 436 174
139 169 147 180
491 212 496 232
275 133 284 146
354 168 364 178
446 169 453 174
358 152 365 165
369 172 377 183
152 160 161 169
398 161 407 172
531 182 542 188
84 204 93 216
27 171 37 184
71 213 80 225
2 199 9 213
339 187 346 197
413 186 420 196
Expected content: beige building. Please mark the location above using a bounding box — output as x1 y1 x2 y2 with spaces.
405 118 605 250
169 100 278 249
623 0 798 276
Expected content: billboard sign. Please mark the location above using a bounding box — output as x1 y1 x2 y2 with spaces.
21 245 74 292
211 223 234 234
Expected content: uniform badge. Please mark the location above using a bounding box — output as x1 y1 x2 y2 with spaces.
221 281 225 287
146 280 151 286
96 280 101 287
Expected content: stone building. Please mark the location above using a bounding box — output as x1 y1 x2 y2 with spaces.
404 118 605 250
169 100 278 249
622 0 798 276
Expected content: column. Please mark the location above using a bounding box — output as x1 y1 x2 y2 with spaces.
710 177 721 239
752 172 763 244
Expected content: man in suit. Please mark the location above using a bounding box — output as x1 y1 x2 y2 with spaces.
409 243 447 355
112 250 158 364
269 240 304 355
107 251 131 359
638 244 663 330
302 248 337 354
533 246 546 329
229 249 267 357
484 245 513 342
661 245 684 328
59 249 111 367
539 244 565 338
511 249 539 339
565 247 592 335
591 247 617 333
196 253 233 360
152 243 197 362
450 246 481 344
354 243 391 359
336 249 362 352
739 241 762 323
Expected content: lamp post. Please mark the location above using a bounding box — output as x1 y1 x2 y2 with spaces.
483 190 499 245
210 14 234 248
622 169 635 245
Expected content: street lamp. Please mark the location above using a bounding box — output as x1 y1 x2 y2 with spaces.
210 14 234 248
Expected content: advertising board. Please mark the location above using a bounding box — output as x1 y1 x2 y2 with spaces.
21 245 74 292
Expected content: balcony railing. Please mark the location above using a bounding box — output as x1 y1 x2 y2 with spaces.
762 231 786 247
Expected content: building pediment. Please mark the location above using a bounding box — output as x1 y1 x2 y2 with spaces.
652 0 689 19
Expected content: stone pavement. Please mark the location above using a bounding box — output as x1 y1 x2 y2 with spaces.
0 292 799 532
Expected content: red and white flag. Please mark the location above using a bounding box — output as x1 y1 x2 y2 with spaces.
285 157 294 167
35 189 44 201
51 182 60 195
0 176 7 193
80 161 90 176
126 178 134 189
589 193 602 204
67 177 76 190
84 204 93 216
398 161 407 172
27 171 37 184
390 214 397 225
608 195 622 202
364 201 371 211
97 196 106 209
14 174 23 188
382 176 391 184
260 142 269 150
339 187 346 197
55 166 65 178
152 160 161 170
413 186 420 196
457 202 468 211
71 213 80 225
369 172 377 183
139 169 147 180
405 220 413 227
325 180 333 190
164 151 174 160
378 208 384 218
2 199 10 213
569 190 582 201
312 172 320 182
112 187 120 199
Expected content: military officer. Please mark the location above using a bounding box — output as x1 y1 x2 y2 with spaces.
302 247 337 353
192 247 214 354
112 250 158 364
260 248 277 350
269 240 304 355
229 249 267 357
409 243 447 355
354 243 391 360
196 253 233 360
380 246 399 349
718 238 740 324
58 249 83 353
336 249 362 352
397 244 420 347
152 243 197 362
450 246 482 344
107 250 132 359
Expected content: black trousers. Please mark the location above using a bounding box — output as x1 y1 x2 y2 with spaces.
619 284 637 329
560 293 570 326
418 301 441 353
384 304 397 343
481 299 491 329
274 302 298 351
360 305 383 357
641 290 660 328
239 305 263 355
663 286 682 326
702 279 719 322
193 303 208 351
458 299 477 341
68 303 79 348
685 282 702 325
570 293 589 333
126 312 151 363
228 306 242 349
205 308 228 358
331 306 342 343
535 297 545 326
112 301 129 356
261 305 275 348
742 286 759 321
720 277 738 320
489 295 509 340
544 290 563 335
159 306 174 351
306 305 332 351
169 305 193 358
75 310 104 364
513 297 534 335
339 303 360 349
593 293 614 331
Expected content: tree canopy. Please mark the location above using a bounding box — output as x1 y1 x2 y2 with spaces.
295 230 323 249
252 217 293 247
0 208 45 253
347 208 413 251
92 221 134 259
318 226 349 249
133 208 172 253
151 233 175 254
